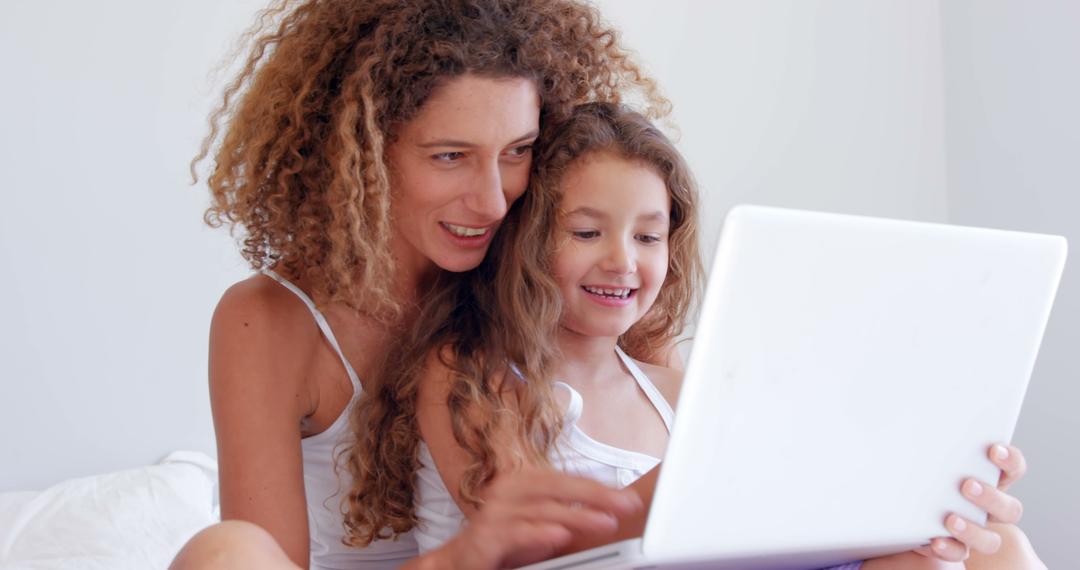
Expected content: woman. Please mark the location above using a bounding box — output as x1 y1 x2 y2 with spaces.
172 0 668 569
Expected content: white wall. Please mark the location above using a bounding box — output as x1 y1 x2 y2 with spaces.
0 0 262 490
940 2 1080 566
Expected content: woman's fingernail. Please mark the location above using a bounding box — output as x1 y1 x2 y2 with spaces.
994 445 1010 461
934 539 948 551
951 516 967 532
965 480 984 497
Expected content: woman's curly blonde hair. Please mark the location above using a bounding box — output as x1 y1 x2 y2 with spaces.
344 102 703 546
195 0 670 317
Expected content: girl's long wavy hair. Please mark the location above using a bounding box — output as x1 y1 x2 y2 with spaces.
344 102 703 545
194 0 670 317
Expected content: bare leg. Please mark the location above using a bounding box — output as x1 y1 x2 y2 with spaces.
169 520 302 570
965 524 1046 570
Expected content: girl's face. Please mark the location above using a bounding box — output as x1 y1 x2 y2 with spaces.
552 152 671 340
387 74 540 275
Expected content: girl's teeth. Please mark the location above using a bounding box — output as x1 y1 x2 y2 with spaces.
584 286 631 298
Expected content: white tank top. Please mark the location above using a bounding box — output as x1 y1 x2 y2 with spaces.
263 271 418 570
412 347 674 552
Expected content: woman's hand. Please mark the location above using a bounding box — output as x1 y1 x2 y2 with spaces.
916 443 1027 562
412 469 643 570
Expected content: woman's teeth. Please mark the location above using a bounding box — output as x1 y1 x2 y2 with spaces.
443 223 488 237
583 286 632 299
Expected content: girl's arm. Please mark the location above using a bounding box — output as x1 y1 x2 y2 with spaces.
415 350 644 564
558 358 683 552
208 278 320 568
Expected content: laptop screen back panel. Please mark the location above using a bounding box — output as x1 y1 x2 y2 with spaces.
643 206 1066 562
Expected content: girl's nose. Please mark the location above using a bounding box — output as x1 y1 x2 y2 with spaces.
601 238 636 275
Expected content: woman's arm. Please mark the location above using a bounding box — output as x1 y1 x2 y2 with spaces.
209 278 321 568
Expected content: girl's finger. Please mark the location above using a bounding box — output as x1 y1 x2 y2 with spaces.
946 514 1003 555
928 536 970 562
961 478 1024 524
989 444 1026 491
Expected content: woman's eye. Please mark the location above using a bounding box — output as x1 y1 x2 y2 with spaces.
572 230 600 240
505 144 533 158
432 151 465 162
637 234 663 244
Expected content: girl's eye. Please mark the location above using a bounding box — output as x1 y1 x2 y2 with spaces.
572 230 600 240
637 234 663 244
432 151 465 162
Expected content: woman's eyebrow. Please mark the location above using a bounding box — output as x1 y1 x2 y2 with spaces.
418 129 539 149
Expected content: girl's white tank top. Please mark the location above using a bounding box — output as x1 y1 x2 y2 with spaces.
412 347 673 552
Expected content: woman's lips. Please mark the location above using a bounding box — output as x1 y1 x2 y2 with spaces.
439 221 496 248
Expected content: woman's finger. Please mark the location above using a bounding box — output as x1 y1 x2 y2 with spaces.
487 468 643 517
961 478 1024 524
945 514 1003 555
495 522 575 569
490 498 621 537
989 444 1026 491
445 519 573 570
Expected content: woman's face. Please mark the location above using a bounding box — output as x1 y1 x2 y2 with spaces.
387 74 540 274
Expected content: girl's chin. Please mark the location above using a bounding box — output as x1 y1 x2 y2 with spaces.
558 320 634 340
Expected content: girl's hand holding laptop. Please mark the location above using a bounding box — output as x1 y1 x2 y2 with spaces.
907 443 1028 563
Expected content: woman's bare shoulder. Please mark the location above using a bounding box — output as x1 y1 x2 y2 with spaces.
209 274 323 396
214 274 319 339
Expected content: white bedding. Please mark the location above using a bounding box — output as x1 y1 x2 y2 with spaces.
0 451 218 570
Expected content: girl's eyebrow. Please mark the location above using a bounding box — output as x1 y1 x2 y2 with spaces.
563 206 608 219
564 207 668 222
638 211 668 222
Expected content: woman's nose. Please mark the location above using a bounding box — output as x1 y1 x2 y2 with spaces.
463 160 508 221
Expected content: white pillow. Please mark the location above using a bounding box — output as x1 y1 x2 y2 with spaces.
0 451 218 570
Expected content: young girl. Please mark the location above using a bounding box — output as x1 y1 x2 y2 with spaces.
343 103 1039 570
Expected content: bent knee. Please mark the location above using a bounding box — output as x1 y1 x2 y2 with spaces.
170 520 299 570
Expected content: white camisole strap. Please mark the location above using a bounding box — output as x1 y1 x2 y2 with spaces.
262 270 362 393
614 345 675 431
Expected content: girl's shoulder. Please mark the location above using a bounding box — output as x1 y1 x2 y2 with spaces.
630 358 684 409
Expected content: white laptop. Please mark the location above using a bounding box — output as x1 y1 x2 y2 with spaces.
520 205 1067 570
